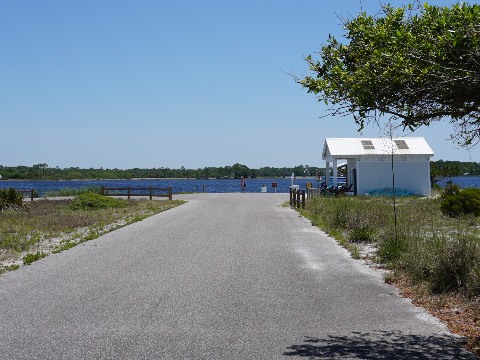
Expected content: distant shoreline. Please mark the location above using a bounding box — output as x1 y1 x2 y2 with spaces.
0 176 319 182
1 175 479 182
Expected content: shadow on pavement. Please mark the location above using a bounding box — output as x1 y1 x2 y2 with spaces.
283 330 476 359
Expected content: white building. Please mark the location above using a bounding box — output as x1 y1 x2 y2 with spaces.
322 137 434 196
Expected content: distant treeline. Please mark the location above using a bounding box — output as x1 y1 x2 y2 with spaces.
431 160 480 178
1 160 478 181
0 163 325 180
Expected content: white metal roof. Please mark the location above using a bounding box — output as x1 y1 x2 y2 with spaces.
322 137 434 160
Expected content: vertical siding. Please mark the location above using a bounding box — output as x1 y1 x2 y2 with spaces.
358 161 431 196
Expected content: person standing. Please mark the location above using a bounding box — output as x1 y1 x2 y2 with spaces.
240 176 246 192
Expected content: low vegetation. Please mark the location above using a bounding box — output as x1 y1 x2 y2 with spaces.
69 192 127 210
300 190 480 354
0 196 184 271
0 188 29 211
441 184 480 218
302 193 480 295
23 252 47 265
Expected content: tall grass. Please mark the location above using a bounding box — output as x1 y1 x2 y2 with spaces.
302 195 480 296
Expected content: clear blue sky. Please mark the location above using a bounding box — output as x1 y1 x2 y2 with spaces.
1 0 477 169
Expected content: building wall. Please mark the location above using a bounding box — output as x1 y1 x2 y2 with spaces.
357 160 431 196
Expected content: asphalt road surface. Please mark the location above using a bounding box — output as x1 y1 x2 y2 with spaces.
0 194 476 359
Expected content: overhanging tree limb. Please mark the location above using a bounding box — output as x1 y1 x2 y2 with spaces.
298 2 480 146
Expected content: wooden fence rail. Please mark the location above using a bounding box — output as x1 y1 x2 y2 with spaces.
100 186 173 200
13 189 35 202
290 188 305 209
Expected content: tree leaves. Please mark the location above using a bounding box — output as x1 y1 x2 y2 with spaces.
299 3 480 146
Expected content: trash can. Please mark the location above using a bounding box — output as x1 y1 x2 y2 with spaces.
261 185 267 193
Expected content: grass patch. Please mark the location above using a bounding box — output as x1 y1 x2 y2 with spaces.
5 264 20 271
51 241 78 254
70 192 127 210
82 230 100 241
23 252 47 265
0 264 21 274
349 225 376 242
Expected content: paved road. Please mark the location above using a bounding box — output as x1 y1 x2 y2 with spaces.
0 194 476 359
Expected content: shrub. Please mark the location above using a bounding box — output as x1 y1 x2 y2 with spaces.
440 188 480 217
0 188 28 211
70 192 127 210
440 181 461 200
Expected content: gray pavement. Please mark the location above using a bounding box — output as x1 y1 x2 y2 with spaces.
0 193 476 359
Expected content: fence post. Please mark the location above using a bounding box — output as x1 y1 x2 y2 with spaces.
128 187 131 200
296 189 301 208
301 190 305 209
290 189 293 207
168 187 172 200
30 189 34 202
101 187 104 196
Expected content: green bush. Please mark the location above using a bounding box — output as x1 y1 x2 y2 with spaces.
440 188 480 217
0 188 28 211
70 192 127 210
440 181 461 200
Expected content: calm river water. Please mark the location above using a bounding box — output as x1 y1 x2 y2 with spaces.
0 178 316 196
1 176 478 197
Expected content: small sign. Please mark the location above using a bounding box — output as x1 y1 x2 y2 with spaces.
272 182 277 188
